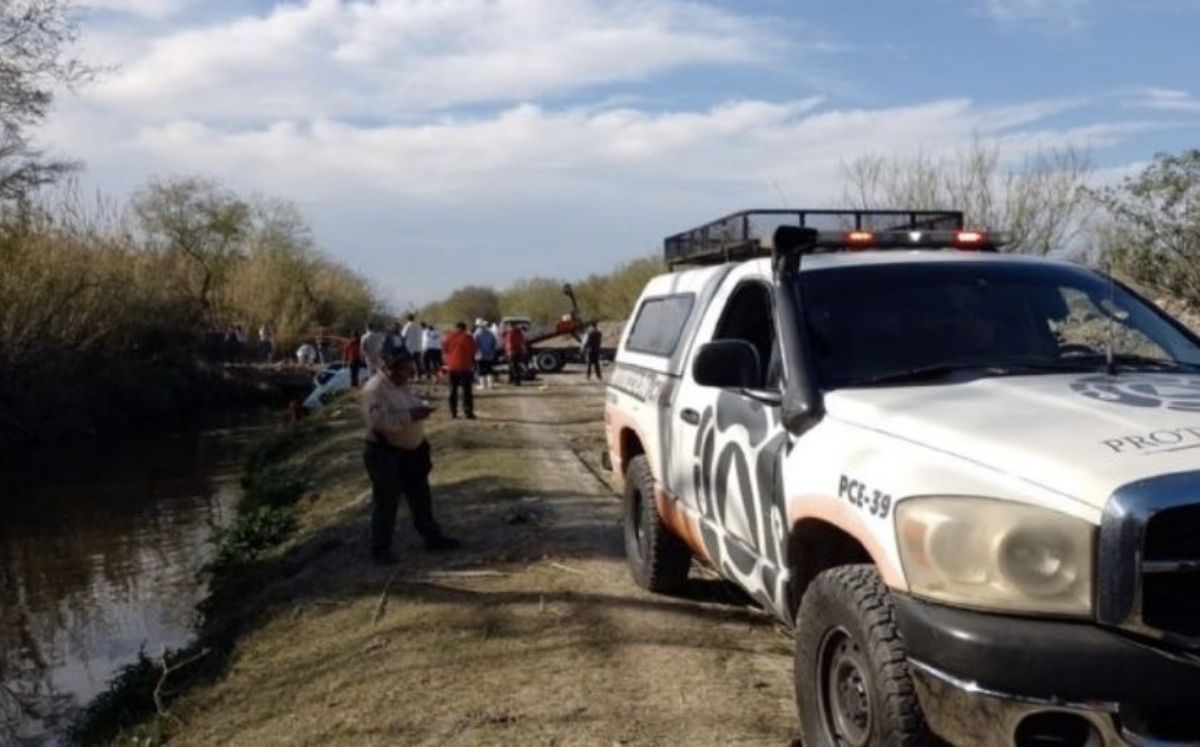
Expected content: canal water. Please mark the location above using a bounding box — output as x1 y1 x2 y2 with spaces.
0 412 274 745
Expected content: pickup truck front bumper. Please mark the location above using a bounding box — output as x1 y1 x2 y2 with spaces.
893 595 1200 746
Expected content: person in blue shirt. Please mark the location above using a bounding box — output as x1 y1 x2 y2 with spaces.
473 319 499 389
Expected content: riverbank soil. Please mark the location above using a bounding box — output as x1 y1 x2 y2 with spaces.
163 371 798 745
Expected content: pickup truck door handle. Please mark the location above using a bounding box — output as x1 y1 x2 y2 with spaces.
680 408 700 425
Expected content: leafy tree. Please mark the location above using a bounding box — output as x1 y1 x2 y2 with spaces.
500 277 571 324
0 0 94 204
1092 150 1200 312
443 285 502 324
841 141 1092 255
573 256 663 321
132 178 252 312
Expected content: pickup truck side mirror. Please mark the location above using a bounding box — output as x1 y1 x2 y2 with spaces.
693 340 761 389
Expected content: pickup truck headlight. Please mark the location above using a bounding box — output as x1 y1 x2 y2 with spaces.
896 497 1094 616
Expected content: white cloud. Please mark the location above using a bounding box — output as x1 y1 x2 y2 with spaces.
90 0 783 121
106 96 1136 207
81 0 191 19
1131 87 1200 113
977 0 1090 25
42 91 1161 302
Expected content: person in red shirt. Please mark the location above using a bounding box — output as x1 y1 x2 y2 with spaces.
442 321 478 419
343 329 364 387
503 322 527 386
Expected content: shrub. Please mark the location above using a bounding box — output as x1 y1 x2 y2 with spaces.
209 507 298 571
243 466 308 508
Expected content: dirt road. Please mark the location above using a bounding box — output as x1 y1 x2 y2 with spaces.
169 373 798 746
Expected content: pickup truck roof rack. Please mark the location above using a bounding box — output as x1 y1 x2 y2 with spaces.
664 209 985 268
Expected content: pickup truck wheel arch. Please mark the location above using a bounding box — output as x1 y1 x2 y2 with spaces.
786 519 872 622
618 428 645 477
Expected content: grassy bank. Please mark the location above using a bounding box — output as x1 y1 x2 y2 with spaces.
72 383 591 744
72 376 797 745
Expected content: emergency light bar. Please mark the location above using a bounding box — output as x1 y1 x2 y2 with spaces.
775 228 1006 253
664 209 1001 268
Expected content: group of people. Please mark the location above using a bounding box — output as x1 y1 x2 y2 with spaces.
224 323 275 363
342 316 535 392
354 315 610 565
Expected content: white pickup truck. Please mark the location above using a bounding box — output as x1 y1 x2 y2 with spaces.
604 210 1200 746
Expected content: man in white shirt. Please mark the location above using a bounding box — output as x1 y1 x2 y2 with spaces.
399 314 424 379
362 347 459 563
400 313 421 351
360 322 387 378
423 324 444 379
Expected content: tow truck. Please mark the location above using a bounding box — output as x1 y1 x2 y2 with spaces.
502 284 615 375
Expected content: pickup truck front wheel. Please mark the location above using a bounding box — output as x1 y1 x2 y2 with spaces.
795 565 931 746
623 456 690 593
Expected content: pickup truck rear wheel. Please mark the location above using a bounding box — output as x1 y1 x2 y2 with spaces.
794 564 931 746
623 455 690 593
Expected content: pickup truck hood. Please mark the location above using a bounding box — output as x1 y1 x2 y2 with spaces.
824 372 1200 508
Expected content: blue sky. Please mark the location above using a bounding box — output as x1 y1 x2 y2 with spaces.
47 0 1200 307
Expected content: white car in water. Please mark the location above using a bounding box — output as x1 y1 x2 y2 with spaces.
605 209 1200 746
304 363 351 410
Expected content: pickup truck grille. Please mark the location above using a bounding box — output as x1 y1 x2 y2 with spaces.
1141 504 1200 640
1099 475 1200 649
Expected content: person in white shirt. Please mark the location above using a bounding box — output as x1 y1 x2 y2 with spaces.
423 324 443 380
400 314 426 378
362 348 460 563
258 323 275 363
360 323 387 378
296 341 317 365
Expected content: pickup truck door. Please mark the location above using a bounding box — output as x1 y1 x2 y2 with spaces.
669 268 791 612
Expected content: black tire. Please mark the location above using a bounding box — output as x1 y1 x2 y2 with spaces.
534 351 564 373
794 564 931 747
622 455 690 593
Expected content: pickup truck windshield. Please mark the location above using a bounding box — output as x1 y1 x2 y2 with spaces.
799 261 1200 389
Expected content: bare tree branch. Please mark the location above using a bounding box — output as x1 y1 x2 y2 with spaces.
840 140 1093 255
153 645 210 730
0 1 97 204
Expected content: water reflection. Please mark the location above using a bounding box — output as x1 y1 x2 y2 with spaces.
0 414 270 745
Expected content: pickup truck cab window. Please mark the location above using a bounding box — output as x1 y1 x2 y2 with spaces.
625 294 694 357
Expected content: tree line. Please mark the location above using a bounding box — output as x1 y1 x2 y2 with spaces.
417 256 664 326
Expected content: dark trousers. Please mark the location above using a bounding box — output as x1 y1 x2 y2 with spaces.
585 353 602 380
448 371 474 416
424 350 443 378
508 354 524 385
363 440 440 554
349 360 362 387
